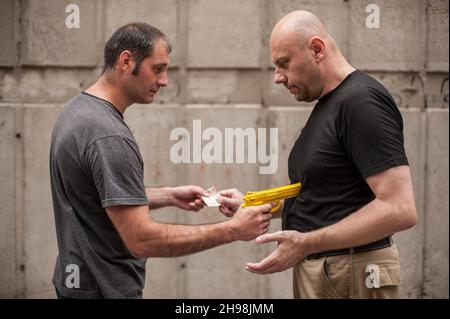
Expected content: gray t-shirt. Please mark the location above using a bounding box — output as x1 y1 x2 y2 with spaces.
50 92 149 298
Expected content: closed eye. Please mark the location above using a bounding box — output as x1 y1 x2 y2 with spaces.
275 57 289 69
278 60 288 69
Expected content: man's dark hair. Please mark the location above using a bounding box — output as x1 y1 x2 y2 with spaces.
103 22 171 75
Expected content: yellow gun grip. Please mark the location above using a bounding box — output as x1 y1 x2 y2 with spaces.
270 200 281 213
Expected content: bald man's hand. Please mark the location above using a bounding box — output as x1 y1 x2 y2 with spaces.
246 230 310 274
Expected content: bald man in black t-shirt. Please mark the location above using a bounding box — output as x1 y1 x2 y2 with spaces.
217 11 417 299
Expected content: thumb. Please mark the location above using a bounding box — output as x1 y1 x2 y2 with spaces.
190 185 208 196
256 203 273 213
255 231 283 244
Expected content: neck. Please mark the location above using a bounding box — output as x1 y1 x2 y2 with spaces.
84 72 131 114
319 53 355 99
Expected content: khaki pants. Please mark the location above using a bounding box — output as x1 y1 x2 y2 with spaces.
293 244 401 299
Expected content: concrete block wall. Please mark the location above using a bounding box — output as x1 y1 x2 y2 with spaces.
0 0 448 299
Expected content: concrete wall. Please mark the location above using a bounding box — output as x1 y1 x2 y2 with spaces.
0 0 448 299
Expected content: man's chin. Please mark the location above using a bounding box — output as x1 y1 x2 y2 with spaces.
136 96 155 104
294 93 313 103
294 94 305 102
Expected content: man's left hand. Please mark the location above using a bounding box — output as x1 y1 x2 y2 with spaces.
170 185 207 212
245 230 310 274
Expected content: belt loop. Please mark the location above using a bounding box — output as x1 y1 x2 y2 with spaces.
349 247 354 254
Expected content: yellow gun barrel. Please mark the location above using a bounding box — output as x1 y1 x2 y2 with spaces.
242 182 302 213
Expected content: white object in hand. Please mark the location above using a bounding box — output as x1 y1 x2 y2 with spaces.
200 186 221 207
201 194 220 207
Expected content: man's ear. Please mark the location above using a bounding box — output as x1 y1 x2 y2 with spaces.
309 36 325 61
117 50 135 72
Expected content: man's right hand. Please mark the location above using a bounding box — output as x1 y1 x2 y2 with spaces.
228 204 272 241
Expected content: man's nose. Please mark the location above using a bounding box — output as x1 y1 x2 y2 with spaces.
274 69 286 84
158 71 169 87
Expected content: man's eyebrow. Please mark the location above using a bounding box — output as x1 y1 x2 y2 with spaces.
152 63 168 68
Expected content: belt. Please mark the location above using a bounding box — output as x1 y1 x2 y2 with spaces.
306 236 392 260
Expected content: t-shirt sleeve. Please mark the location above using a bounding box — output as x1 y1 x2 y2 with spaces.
84 136 149 208
340 89 409 179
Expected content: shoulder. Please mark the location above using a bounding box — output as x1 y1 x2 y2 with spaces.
53 94 136 156
343 71 396 105
339 71 399 117
62 94 126 137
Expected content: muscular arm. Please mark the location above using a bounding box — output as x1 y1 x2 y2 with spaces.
246 165 418 274
305 165 417 253
106 203 272 259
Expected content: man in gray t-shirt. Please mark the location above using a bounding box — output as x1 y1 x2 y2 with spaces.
51 92 149 298
50 23 272 298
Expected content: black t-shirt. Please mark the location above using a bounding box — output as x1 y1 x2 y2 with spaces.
283 70 408 232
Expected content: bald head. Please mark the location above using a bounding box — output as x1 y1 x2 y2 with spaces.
270 10 332 50
269 10 354 102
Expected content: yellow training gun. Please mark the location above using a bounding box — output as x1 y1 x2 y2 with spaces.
242 182 302 213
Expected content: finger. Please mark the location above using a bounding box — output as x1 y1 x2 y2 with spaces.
246 260 277 274
261 212 272 222
255 231 284 244
245 203 272 214
194 198 205 207
188 198 205 208
188 185 208 196
188 202 200 212
194 185 207 194
225 205 237 215
245 251 277 273
216 195 241 206
216 195 234 205
261 221 270 229
219 206 234 217
218 189 236 197
224 207 235 217
220 204 234 216
255 203 273 213
247 264 280 275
